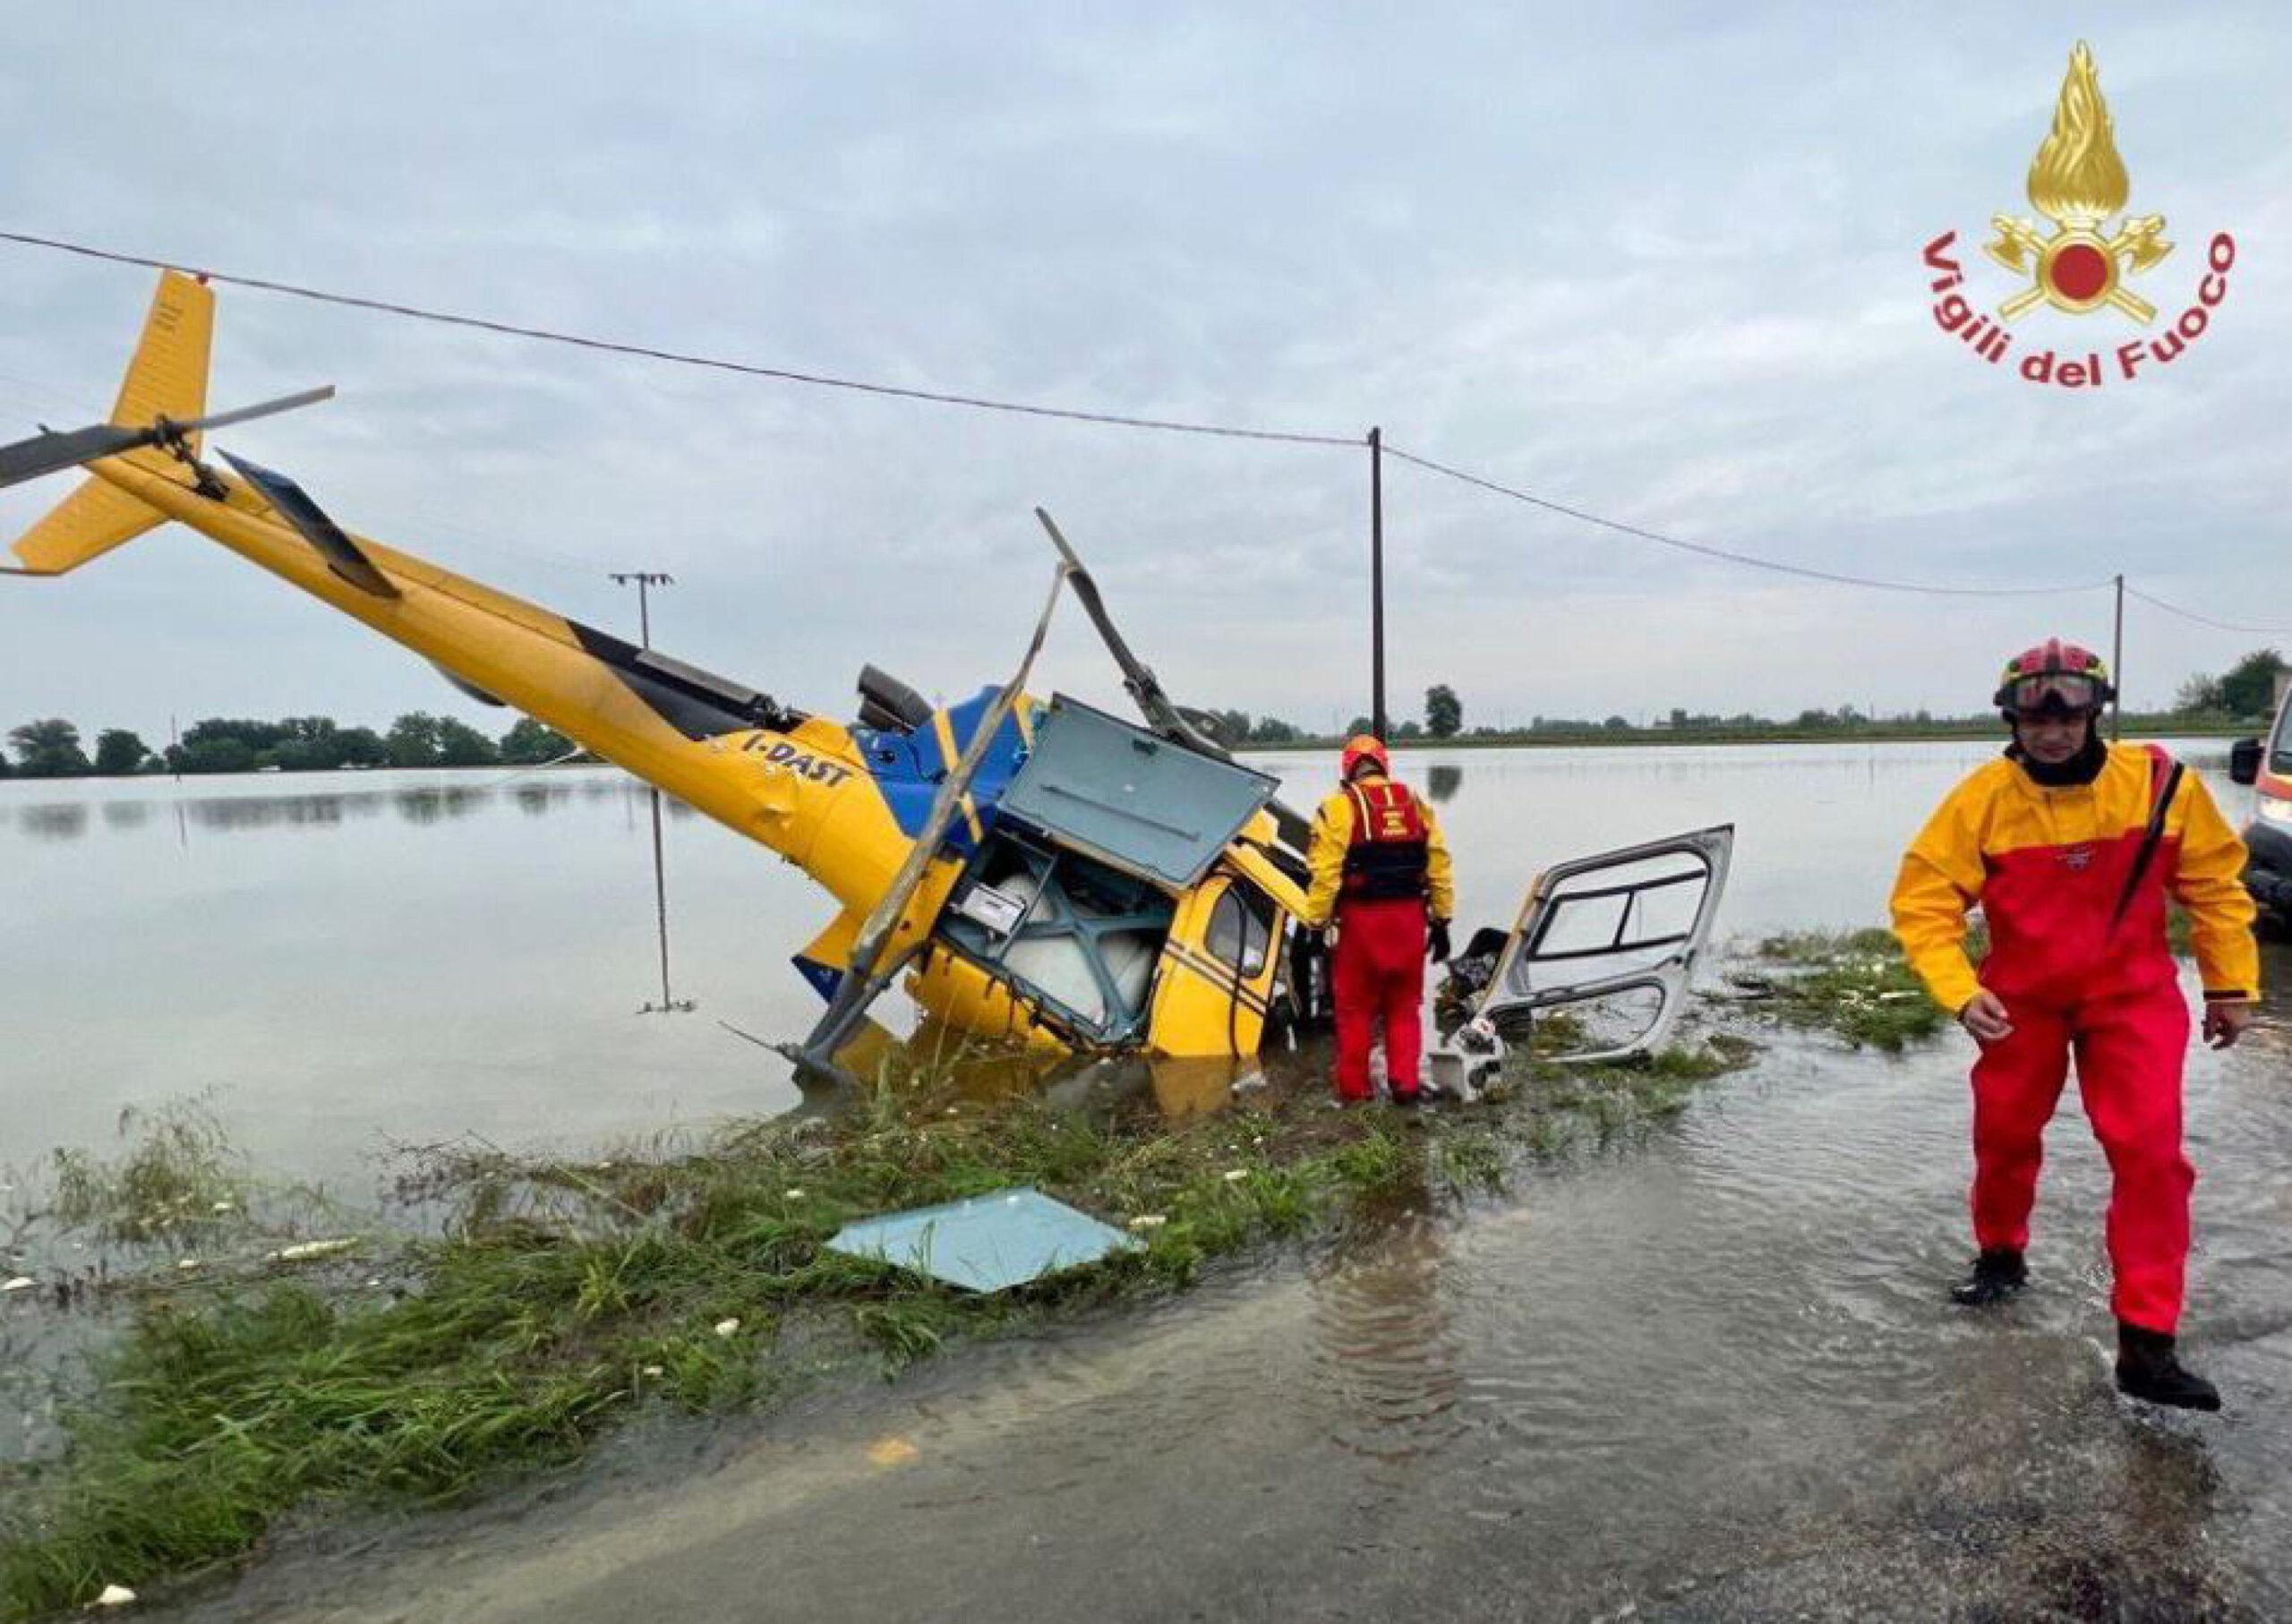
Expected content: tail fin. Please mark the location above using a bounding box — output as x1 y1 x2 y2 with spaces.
8 271 214 576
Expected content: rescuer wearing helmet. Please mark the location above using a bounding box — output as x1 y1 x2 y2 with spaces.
1890 639 2258 1410
1304 735 1456 1105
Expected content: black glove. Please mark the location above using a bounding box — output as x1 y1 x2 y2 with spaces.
1428 919 1452 964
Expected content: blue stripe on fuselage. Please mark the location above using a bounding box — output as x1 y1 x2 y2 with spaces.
852 687 1031 857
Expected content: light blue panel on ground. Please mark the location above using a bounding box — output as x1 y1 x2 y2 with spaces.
825 1186 1141 1293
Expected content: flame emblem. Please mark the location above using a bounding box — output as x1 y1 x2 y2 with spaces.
1985 42 2171 323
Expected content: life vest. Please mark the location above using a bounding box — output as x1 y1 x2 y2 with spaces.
1340 779 1430 902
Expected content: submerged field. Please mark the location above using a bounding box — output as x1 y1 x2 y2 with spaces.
0 929 1945 1619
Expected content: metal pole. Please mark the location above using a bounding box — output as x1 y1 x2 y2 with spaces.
646 789 672 1008
609 570 689 1013
1369 427 1387 739
2111 573 2125 741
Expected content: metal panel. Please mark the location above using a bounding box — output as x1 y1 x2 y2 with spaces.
826 1187 1141 1293
996 695 1277 890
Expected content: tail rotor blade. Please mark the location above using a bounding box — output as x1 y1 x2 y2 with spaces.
0 423 151 490
174 385 335 436
0 386 331 492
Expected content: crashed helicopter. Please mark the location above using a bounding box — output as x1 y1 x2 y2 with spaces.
3 270 1733 1082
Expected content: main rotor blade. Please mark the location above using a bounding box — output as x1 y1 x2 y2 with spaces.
781 560 1071 1085
1032 506 1230 760
0 422 151 490
218 450 399 599
174 385 335 435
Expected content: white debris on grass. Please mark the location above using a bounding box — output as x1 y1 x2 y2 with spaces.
1125 1214 1167 1230
714 1317 740 1338
269 1239 357 1263
95 1583 138 1606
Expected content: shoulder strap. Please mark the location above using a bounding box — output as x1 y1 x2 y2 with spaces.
2110 753 2186 928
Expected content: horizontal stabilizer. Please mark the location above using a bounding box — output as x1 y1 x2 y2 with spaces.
219 451 398 599
5 479 167 576
792 905 867 1002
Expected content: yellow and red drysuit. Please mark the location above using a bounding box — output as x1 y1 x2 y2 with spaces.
1305 774 1456 1101
1890 742 2258 1333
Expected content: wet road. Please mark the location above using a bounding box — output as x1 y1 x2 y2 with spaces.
171 950 2292 1623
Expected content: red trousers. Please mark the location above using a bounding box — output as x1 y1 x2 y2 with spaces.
1333 900 1426 1100
1970 984 2194 1332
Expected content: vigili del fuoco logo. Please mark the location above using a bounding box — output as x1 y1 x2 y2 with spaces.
1923 41 2235 389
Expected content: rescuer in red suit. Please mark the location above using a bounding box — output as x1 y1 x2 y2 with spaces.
1891 640 2258 1410
1304 735 1456 1105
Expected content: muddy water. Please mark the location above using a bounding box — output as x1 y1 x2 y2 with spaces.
9 740 2289 1620
169 953 2292 1623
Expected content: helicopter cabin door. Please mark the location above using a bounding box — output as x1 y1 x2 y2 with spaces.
1467 824 1734 1063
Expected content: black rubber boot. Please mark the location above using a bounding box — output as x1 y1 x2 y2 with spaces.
1949 1247 2028 1307
2115 1323 2221 1412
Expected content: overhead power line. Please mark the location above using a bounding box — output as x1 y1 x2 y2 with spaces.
0 228 2265 622
2125 585 2292 638
1381 442 2111 599
0 228 1358 449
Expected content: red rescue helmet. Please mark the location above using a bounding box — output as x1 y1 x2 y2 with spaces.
1993 637 2117 717
1340 733 1390 780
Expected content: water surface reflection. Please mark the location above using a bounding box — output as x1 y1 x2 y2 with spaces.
0 741 2268 1197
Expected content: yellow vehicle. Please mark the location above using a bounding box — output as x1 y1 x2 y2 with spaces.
1 272 1314 1069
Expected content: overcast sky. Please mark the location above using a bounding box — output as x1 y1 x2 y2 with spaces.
2 3 2286 744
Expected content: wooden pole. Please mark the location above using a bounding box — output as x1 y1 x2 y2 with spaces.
1369 427 1387 739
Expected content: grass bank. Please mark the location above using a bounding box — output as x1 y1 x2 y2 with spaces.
1731 911 2206 1054
1738 928 1952 1050
0 1027 1760 1619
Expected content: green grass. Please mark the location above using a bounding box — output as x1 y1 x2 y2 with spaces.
1740 905 2203 1054
1744 928 1948 1051
0 1073 1445 1619
47 1100 250 1247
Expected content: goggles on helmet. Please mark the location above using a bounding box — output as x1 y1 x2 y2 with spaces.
2001 672 2106 718
1992 638 2115 715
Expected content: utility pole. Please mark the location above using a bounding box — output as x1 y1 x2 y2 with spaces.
1368 427 1387 740
2110 573 2125 742
609 570 694 1014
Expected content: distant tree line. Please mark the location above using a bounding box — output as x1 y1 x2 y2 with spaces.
2172 648 2287 725
1216 652 2288 752
13 653 2280 782
0 714 580 779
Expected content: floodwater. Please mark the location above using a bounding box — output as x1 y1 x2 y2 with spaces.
7 740 2290 1620
4 738 2245 1186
